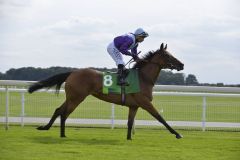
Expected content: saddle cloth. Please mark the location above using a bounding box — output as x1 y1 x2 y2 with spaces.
102 69 140 94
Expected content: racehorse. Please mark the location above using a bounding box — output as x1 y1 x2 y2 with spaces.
28 43 184 140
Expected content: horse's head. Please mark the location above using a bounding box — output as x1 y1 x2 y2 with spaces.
132 43 184 71
156 43 184 71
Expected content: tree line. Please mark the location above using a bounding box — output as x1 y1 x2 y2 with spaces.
0 67 238 87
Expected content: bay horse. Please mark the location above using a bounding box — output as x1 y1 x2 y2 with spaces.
28 43 184 140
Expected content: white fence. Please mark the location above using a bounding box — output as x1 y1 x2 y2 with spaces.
0 80 240 131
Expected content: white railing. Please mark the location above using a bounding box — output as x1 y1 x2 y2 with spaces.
154 85 240 93
0 80 240 131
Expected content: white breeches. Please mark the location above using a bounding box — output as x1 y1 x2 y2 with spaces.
107 42 125 66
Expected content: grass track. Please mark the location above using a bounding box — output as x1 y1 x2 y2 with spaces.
0 125 240 160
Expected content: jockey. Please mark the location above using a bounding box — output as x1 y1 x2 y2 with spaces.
107 28 149 85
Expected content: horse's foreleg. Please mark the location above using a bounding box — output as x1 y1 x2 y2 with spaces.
37 102 66 130
127 107 138 140
142 103 182 139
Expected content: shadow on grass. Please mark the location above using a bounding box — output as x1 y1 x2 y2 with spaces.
30 136 121 146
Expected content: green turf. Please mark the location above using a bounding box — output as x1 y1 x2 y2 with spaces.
1 92 239 123
0 125 239 160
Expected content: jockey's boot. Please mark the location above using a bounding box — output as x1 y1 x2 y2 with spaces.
117 64 129 86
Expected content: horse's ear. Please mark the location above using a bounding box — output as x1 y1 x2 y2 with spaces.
164 44 167 50
160 43 164 50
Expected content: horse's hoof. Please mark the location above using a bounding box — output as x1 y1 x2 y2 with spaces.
37 126 48 130
176 134 183 139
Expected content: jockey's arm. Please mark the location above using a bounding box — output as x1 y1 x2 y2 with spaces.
118 39 133 56
131 45 139 60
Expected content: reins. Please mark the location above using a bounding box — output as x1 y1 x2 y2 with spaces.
127 59 162 69
125 59 161 70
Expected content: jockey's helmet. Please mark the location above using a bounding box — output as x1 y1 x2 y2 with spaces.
134 28 149 38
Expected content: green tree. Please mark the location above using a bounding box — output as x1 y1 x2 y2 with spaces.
185 74 198 85
157 70 185 85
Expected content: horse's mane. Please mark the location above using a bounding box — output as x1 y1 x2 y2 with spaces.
132 49 161 69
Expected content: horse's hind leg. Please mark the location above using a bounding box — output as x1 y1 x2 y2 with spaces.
37 101 66 130
60 95 87 137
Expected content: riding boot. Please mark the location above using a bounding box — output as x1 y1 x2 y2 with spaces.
117 64 129 86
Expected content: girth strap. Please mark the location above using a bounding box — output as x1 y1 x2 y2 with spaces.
121 85 126 105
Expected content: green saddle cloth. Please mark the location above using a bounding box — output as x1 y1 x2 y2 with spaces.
102 69 140 94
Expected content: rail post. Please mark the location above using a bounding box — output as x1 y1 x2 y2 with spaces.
5 86 9 130
21 91 25 127
111 103 115 129
202 96 207 131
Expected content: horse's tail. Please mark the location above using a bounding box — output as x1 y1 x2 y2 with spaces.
28 72 72 94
